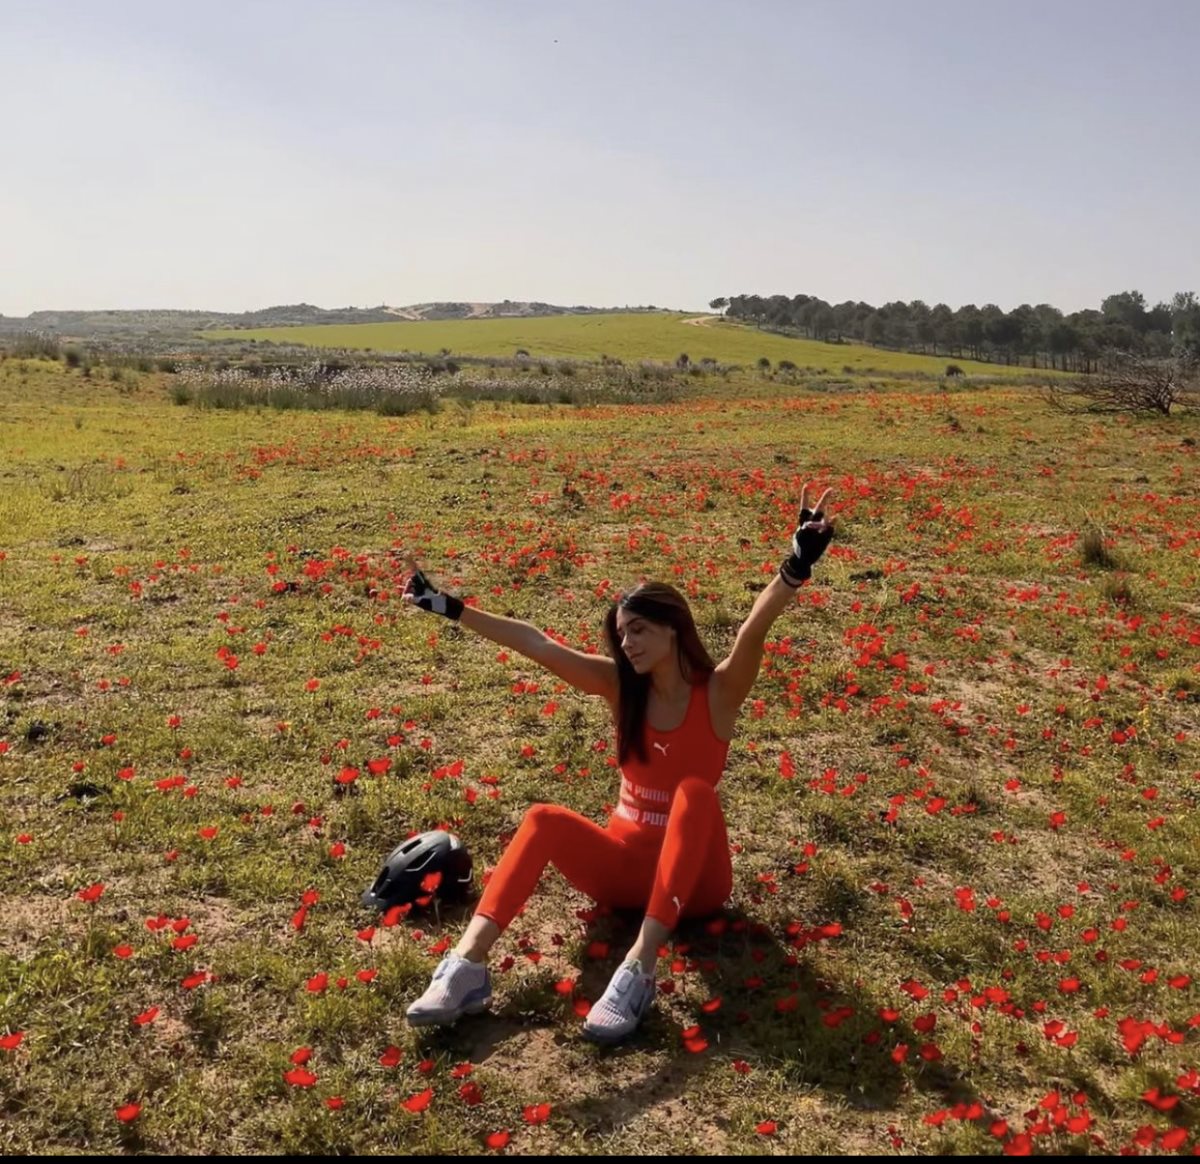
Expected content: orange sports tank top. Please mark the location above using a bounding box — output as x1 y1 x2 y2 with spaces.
609 676 730 840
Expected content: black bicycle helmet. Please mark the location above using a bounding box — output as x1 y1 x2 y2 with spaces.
361 830 474 911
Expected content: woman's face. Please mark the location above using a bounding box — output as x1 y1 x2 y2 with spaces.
614 608 675 674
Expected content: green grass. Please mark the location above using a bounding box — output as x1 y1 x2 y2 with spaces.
0 355 1198 1155
203 311 1036 378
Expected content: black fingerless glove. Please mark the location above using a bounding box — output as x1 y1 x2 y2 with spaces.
406 567 465 620
779 506 834 588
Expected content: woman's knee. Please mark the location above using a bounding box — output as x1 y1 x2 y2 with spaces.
518 802 582 840
520 802 559 830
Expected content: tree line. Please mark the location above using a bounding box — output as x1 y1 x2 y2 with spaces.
709 291 1200 372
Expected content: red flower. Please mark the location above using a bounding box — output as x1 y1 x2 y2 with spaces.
113 944 134 959
284 1067 317 1087
523 1103 552 1125
0 1032 24 1051
306 973 328 993
132 1007 159 1026
77 883 105 903
1141 1087 1179 1112
484 1130 510 1150
400 1088 434 1113
379 1045 403 1068
115 1103 141 1123
289 1047 312 1065
756 1120 778 1135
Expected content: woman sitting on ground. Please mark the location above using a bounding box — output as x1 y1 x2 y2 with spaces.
402 485 836 1043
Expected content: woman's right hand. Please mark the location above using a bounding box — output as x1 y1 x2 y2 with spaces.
401 557 464 621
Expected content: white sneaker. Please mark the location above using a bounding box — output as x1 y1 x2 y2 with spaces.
582 960 656 1044
405 952 492 1027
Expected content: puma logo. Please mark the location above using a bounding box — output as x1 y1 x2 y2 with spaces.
653 742 670 756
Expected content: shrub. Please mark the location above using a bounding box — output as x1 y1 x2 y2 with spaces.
9 332 60 360
1081 523 1118 569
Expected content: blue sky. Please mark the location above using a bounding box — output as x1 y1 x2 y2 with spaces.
3 0 1196 316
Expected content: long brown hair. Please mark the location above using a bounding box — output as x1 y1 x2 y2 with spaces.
602 582 715 765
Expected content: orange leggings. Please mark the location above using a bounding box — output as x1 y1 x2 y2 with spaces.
474 776 732 931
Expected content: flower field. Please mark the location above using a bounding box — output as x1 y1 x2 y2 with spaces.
1 356 1197 1155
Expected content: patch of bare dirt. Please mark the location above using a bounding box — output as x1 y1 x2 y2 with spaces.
0 894 71 957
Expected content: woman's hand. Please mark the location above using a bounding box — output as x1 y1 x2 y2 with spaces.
401 556 464 621
779 483 836 587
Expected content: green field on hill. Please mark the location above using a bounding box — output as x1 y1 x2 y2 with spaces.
204 312 1034 377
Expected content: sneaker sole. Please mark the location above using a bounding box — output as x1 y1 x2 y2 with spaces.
582 1025 631 1045
582 1015 644 1045
405 997 492 1027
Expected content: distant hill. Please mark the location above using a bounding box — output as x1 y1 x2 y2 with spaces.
0 301 660 341
380 301 646 322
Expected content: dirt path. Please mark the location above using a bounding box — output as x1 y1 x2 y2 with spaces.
680 315 720 327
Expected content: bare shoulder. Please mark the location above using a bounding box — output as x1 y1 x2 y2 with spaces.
526 635 619 701
706 672 740 743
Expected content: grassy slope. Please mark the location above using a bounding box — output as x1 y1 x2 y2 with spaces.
203 312 1037 378
0 357 1197 1156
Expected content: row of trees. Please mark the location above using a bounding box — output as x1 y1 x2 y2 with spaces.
711 291 1200 372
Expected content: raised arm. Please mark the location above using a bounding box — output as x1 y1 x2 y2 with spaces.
712 484 836 711
402 561 617 701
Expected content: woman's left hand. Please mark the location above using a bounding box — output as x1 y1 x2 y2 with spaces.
780 483 836 586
